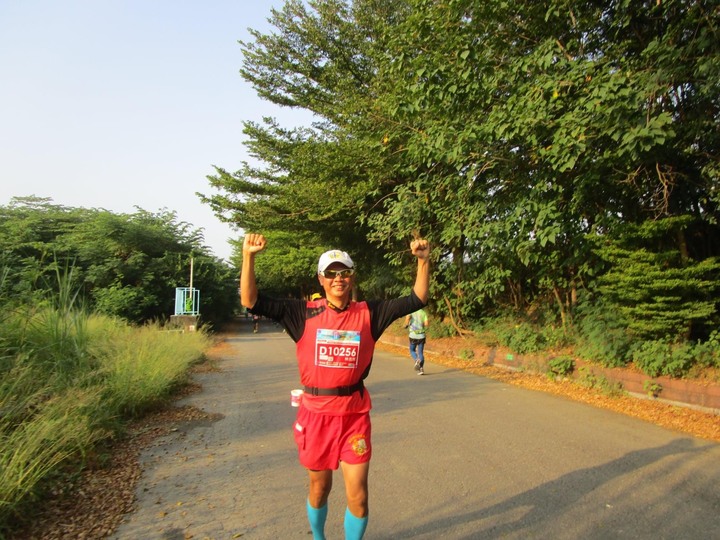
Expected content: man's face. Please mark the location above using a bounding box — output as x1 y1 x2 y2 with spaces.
318 262 355 299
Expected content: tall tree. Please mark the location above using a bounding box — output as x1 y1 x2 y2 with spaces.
201 0 414 297
369 0 719 322
206 0 719 335
0 198 238 325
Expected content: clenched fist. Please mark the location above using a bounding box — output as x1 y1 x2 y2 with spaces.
243 233 267 255
411 238 430 260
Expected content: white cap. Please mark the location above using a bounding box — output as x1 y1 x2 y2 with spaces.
318 250 354 273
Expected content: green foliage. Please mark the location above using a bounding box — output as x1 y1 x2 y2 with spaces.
474 312 569 355
492 319 547 355
200 0 404 293
206 0 719 356
0 197 238 326
0 267 96 393
540 324 570 350
577 367 625 398
426 321 456 339
575 301 719 377
236 230 328 299
548 356 575 378
458 348 475 361
692 331 720 369
643 380 663 398
93 283 159 322
574 296 633 368
630 339 697 378
595 217 720 341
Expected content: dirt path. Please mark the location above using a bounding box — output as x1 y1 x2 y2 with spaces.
109 322 720 539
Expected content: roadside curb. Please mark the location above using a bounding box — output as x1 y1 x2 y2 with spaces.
379 334 720 415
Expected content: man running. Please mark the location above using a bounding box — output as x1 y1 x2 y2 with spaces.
404 308 429 374
240 234 430 539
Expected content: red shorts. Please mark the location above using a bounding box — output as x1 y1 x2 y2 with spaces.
293 406 372 471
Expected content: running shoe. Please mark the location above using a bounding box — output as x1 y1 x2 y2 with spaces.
414 360 420 371
417 368 424 375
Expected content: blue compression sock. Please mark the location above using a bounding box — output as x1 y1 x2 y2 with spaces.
306 499 328 540
344 506 369 540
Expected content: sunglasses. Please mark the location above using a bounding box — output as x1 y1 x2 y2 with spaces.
320 268 355 279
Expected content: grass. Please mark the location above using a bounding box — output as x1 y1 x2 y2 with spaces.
0 387 105 519
577 367 625 398
0 300 210 533
93 320 209 417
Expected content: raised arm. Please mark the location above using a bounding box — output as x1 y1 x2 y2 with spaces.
410 238 431 304
240 233 267 309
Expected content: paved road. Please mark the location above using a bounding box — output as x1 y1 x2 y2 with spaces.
113 321 720 539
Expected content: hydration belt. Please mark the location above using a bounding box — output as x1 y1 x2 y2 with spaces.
303 380 364 397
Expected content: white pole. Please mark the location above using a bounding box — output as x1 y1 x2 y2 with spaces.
190 256 194 291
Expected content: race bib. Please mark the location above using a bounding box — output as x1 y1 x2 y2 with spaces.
315 329 361 368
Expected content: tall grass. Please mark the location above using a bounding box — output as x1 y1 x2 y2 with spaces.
0 387 106 520
0 271 211 532
90 318 210 417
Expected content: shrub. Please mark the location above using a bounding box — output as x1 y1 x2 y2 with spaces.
577 367 625 397
541 325 570 350
643 380 663 398
693 330 720 369
574 298 632 368
631 339 695 378
469 323 499 347
426 321 456 339
21 307 96 383
459 349 475 360
594 217 720 341
548 356 574 378
490 319 546 354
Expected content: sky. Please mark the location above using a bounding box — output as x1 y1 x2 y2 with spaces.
0 0 311 262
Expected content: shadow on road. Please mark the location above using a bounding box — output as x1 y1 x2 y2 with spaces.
388 438 718 539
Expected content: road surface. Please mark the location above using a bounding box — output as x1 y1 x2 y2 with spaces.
112 321 720 539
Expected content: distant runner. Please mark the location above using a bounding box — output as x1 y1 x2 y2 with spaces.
404 308 429 375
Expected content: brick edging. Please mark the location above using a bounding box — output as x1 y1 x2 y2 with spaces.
379 335 720 415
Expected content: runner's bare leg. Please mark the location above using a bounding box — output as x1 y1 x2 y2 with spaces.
340 461 369 517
